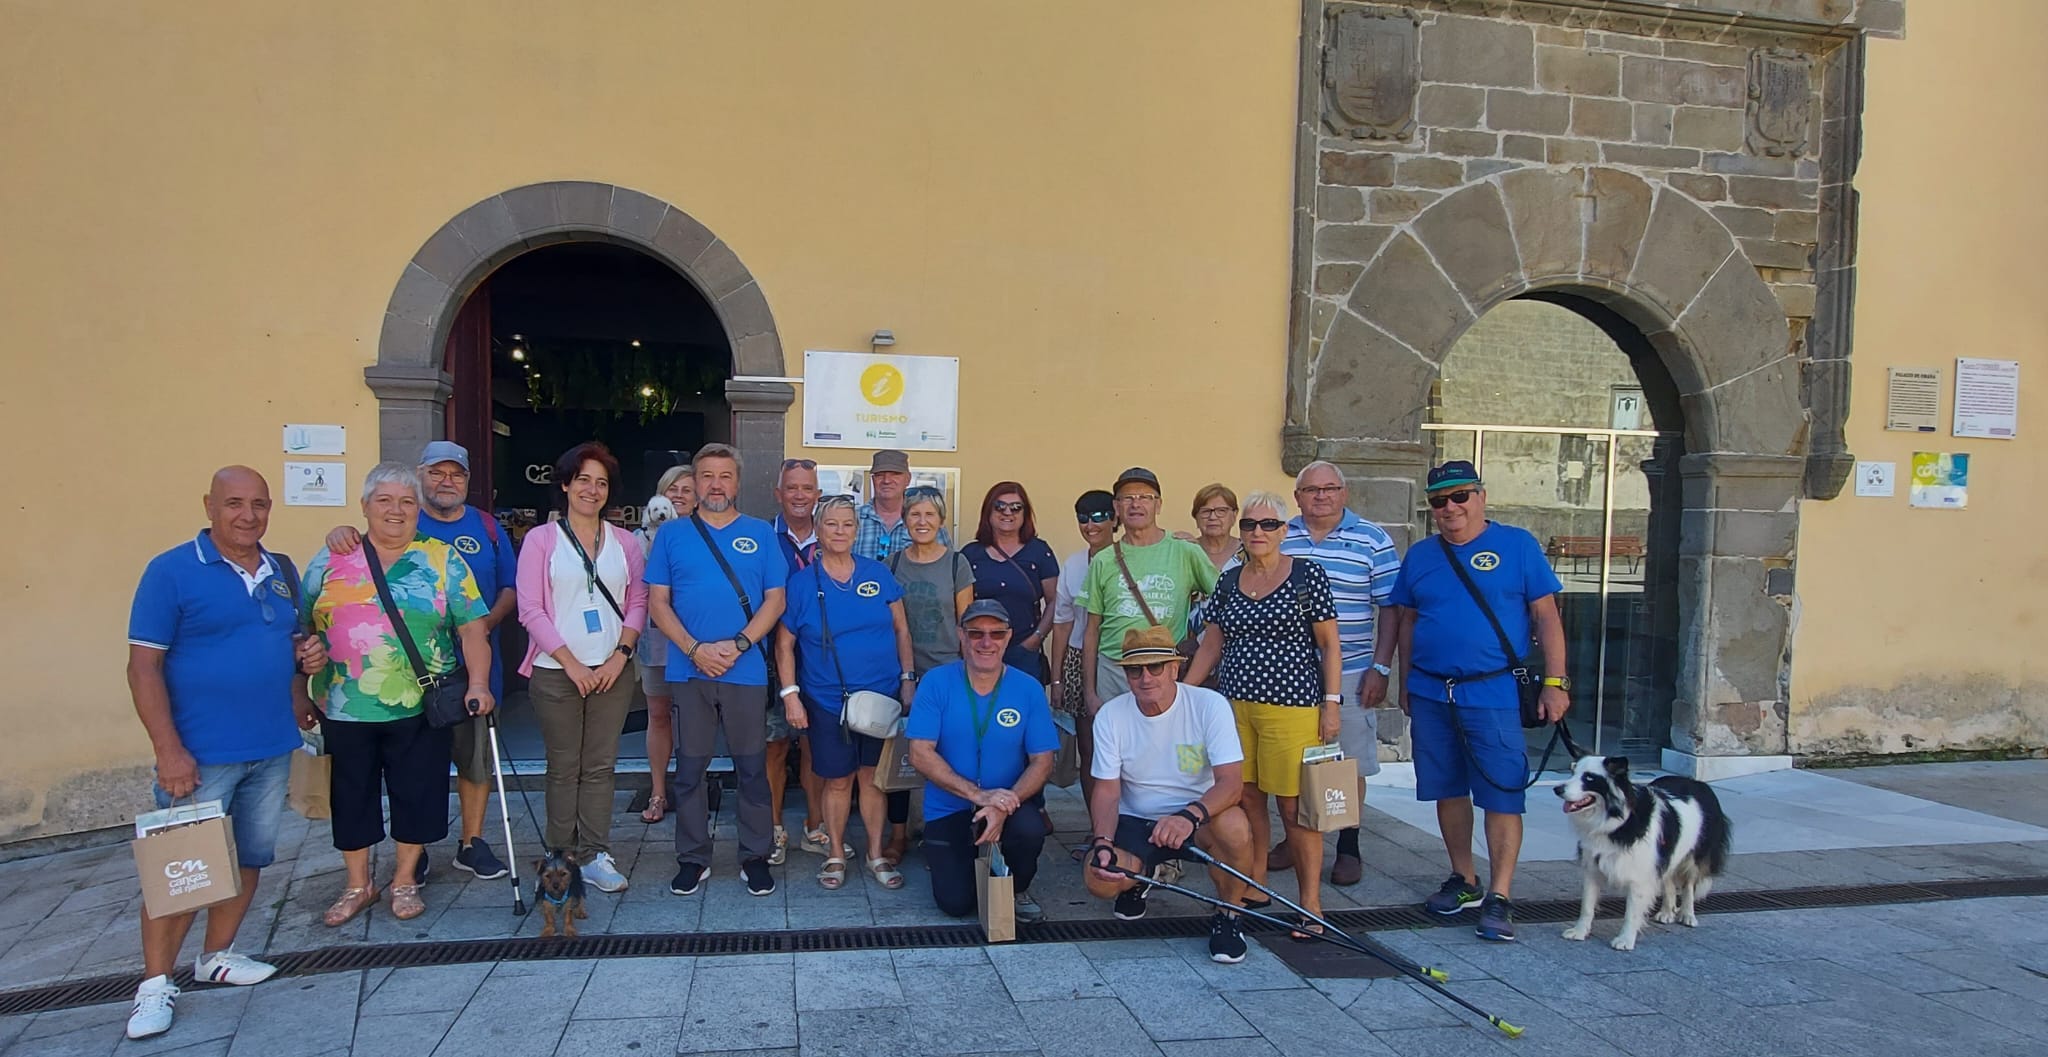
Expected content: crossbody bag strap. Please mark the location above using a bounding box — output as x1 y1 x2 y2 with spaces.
1112 541 1161 627
690 513 755 621
563 523 626 620
1438 536 1523 673
992 544 1043 620
813 565 851 705
364 546 438 688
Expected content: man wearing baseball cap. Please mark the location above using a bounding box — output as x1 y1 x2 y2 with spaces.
1390 459 1569 943
905 600 1060 923
1078 467 1218 715
854 449 951 561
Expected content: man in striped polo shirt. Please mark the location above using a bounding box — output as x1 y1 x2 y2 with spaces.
1274 460 1401 886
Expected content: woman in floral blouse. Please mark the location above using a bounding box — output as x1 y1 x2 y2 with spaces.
300 462 493 925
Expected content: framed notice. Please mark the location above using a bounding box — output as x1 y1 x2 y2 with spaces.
1883 368 1939 433
802 350 960 452
1908 452 1968 510
284 462 347 506
1952 357 2018 439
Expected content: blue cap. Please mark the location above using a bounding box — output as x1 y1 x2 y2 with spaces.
1426 460 1480 491
419 441 470 472
959 599 1011 627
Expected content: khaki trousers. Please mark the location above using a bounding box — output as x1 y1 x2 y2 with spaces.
529 662 637 859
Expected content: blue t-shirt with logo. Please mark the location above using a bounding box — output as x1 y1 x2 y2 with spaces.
1389 522 1561 710
414 506 516 697
646 514 788 686
127 532 304 765
780 556 904 709
904 662 1060 821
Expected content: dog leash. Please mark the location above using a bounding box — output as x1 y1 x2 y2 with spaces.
1446 710 1587 795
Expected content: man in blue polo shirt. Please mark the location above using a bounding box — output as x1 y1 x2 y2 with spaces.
1391 460 1569 944
124 466 324 1041
907 600 1059 922
646 443 789 897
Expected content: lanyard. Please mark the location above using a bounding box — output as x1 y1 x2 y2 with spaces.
563 523 603 597
963 668 1003 785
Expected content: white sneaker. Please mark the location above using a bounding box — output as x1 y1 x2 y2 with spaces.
582 852 629 893
195 947 278 986
126 975 179 1040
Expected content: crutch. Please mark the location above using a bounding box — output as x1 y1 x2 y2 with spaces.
1088 845 1524 1039
482 709 527 916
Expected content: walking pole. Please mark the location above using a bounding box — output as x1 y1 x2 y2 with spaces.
483 710 527 916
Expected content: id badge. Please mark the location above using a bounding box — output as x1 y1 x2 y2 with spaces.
582 607 603 634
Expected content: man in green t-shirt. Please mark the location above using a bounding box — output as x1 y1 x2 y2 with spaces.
1080 467 1219 716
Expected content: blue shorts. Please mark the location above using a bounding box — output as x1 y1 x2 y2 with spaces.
1409 697 1527 815
800 693 885 780
152 752 292 869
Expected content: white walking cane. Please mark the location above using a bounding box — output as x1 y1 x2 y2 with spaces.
483 712 527 916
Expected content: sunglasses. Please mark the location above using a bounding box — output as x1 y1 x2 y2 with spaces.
781 458 817 470
992 500 1025 514
1428 490 1477 509
964 628 1011 642
1127 660 1175 677
905 485 942 499
1239 518 1285 533
1077 510 1115 524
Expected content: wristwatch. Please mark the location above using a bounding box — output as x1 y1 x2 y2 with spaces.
614 643 634 659
1370 662 1393 677
731 632 752 653
1542 675 1571 691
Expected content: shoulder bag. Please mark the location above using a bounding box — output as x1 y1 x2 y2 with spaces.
1431 536 1545 729
688 514 781 694
815 563 904 739
364 546 474 728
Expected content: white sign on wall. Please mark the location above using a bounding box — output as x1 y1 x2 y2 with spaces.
283 462 347 506
1609 386 1645 430
802 350 959 451
1952 357 2019 439
282 424 347 456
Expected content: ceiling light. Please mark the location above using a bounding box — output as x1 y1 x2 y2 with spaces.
630 339 643 348
640 385 655 397
511 333 524 341
510 348 526 361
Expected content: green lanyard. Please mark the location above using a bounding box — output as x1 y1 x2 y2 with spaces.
963 668 1003 783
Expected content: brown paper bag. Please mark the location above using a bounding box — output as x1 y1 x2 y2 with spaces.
132 805 242 920
873 732 923 793
1296 755 1359 833
288 748 331 820
977 846 1016 943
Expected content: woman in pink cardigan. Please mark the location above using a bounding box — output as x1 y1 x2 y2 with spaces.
516 442 648 894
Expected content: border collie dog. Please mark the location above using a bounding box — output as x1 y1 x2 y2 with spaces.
1553 756 1732 950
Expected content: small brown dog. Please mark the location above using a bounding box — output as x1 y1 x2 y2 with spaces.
533 850 587 938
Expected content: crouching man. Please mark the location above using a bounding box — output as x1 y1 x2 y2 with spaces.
1082 625 1254 963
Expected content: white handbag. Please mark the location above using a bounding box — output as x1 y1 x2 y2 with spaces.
843 690 904 739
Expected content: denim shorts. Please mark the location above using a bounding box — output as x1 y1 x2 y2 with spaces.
1409 696 1527 815
152 752 293 869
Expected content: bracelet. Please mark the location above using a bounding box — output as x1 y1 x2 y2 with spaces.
1186 800 1212 824
685 641 700 659
778 685 800 699
1323 693 1342 704
1172 808 1204 830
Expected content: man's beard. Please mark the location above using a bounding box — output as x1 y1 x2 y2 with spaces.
700 494 734 513
427 493 465 516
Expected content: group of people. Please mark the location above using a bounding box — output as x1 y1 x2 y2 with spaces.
122 441 1572 1040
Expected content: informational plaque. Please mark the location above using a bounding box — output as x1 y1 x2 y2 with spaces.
1883 368 1939 433
1952 357 2018 439
802 351 960 452
284 462 347 507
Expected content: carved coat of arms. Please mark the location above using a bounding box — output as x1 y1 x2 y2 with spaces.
1323 6 1419 141
1747 47 1814 158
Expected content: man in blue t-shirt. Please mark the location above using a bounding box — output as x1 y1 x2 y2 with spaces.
123 466 325 1041
323 441 519 884
1390 460 1570 944
646 444 790 897
905 600 1060 922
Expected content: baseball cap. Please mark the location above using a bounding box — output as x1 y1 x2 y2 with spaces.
1114 467 1161 494
419 441 470 472
1073 489 1115 519
870 450 910 474
1426 460 1481 492
959 599 1010 627
1115 625 1183 667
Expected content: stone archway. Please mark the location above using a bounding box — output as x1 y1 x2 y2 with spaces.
364 181 793 511
1303 167 1803 773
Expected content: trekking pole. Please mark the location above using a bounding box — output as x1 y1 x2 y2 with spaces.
482 710 527 917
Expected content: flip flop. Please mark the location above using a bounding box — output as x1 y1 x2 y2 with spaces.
867 857 905 890
819 857 847 890
640 795 668 824
1290 916 1326 942
322 886 378 928
389 884 426 921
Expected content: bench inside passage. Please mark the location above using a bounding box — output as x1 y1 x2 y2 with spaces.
1545 536 1644 574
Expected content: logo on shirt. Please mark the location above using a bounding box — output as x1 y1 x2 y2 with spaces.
996 708 1021 728
1469 551 1501 572
732 537 759 555
267 578 292 598
856 580 881 598
1176 743 1209 777
454 535 482 555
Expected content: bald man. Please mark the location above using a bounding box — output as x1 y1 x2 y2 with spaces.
123 467 325 1041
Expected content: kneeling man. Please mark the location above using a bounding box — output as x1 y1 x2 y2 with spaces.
908 600 1060 923
1084 625 1254 963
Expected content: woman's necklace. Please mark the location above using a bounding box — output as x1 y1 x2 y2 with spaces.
1239 557 1288 600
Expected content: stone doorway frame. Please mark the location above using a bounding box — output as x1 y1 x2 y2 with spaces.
364 181 794 512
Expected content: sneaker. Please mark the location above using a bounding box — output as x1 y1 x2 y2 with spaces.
742 857 776 897
194 947 277 987
1014 891 1045 924
414 850 431 884
1328 852 1363 887
454 837 508 881
769 826 789 866
583 852 629 893
1207 911 1248 964
1113 884 1149 921
1475 894 1517 942
126 975 179 1040
670 862 708 896
1422 873 1484 916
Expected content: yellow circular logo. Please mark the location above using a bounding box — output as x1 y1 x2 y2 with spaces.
454 536 482 555
1470 551 1501 572
860 364 906 407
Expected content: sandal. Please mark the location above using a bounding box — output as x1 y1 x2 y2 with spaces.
819 857 847 890
640 794 668 824
1290 916 1326 943
799 823 831 856
389 883 426 921
322 886 378 927
867 857 905 890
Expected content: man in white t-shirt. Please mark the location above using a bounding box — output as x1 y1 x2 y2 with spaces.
1084 625 1254 964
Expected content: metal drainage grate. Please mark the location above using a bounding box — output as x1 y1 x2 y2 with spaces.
2 874 2042 1019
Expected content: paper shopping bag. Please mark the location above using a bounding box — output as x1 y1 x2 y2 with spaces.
977 845 1017 943
1296 743 1358 833
1050 711 1079 788
873 730 923 793
132 800 242 920
288 745 332 820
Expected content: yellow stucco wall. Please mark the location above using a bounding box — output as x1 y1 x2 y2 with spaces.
0 1 1301 838
1787 1 2048 753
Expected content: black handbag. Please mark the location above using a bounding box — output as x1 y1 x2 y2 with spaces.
364 545 473 729
1433 536 1546 729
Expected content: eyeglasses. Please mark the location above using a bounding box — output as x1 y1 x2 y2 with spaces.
992 500 1025 514
1077 510 1115 524
1239 518 1285 533
781 458 817 470
1127 660 1175 677
1116 493 1158 505
1196 507 1236 518
964 629 1011 642
1297 484 1344 497
1428 490 1477 509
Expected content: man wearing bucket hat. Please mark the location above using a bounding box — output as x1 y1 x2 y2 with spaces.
1082 624 1254 963
1391 460 1569 943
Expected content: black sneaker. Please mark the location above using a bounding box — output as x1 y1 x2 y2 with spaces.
1475 894 1516 942
670 862 708 896
1207 911 1247 964
414 851 430 884
454 838 508 881
741 857 776 897
1113 884 1149 921
1422 872 1483 916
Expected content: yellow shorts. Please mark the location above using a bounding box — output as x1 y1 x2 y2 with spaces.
1230 699 1322 799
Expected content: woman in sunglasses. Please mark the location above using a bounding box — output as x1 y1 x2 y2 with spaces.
1049 490 1117 796
962 483 1060 683
881 487 977 864
1183 491 1343 939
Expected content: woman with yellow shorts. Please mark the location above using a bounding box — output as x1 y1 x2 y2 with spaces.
1184 490 1343 938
